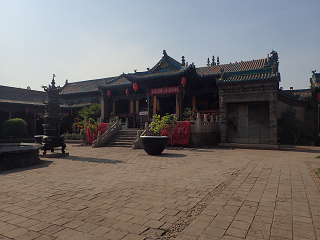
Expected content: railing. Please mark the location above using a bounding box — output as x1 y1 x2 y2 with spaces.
190 113 220 133
92 117 121 148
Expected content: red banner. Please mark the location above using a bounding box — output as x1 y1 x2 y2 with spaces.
150 86 180 95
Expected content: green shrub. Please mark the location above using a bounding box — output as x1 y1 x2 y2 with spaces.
2 118 27 141
150 113 177 146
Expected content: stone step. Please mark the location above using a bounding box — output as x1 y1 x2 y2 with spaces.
106 129 139 147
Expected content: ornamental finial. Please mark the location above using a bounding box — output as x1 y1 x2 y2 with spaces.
163 50 167 57
51 74 56 87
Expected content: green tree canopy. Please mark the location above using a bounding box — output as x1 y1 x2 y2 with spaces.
2 118 27 141
78 103 101 120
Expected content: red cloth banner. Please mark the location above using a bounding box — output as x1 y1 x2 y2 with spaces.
161 121 190 146
150 86 180 95
87 123 108 144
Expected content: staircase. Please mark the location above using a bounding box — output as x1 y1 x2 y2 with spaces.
106 130 138 147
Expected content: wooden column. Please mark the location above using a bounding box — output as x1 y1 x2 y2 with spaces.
113 102 115 114
153 96 157 116
192 96 196 109
175 94 179 120
136 100 139 114
100 90 106 122
130 101 133 113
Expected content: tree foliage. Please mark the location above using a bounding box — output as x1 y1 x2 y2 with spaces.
278 106 309 143
150 113 177 146
78 103 101 121
2 118 27 141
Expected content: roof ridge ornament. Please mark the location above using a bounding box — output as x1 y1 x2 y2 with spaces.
181 56 185 66
163 50 168 57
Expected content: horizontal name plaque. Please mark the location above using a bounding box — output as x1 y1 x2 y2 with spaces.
150 86 180 95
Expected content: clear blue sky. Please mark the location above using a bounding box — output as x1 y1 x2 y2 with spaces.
1 0 319 91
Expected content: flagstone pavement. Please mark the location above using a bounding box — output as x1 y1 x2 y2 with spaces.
1 145 320 240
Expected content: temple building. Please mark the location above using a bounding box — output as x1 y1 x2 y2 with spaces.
61 50 281 145
1 50 318 146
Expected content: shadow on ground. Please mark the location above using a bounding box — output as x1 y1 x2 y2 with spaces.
0 159 53 175
156 153 187 158
65 156 123 164
279 145 320 154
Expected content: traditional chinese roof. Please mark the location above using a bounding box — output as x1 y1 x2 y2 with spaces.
197 59 267 77
0 85 45 105
217 72 280 86
278 89 310 107
105 75 132 87
283 89 312 100
66 96 99 108
124 64 193 81
310 72 320 89
149 50 183 73
61 50 280 93
61 77 115 95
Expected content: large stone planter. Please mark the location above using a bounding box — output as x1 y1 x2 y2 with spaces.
140 136 168 155
0 143 41 170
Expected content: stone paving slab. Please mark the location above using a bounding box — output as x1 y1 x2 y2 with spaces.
0 145 320 239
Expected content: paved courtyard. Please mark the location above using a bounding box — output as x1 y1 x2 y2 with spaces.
1 145 320 240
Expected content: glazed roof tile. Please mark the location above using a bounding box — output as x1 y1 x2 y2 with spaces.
0 85 45 105
217 72 279 86
124 65 190 80
197 58 267 76
105 75 132 87
61 77 115 95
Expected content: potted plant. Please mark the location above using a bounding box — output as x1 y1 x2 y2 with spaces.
140 114 177 155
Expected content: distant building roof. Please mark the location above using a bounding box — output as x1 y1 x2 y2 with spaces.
283 89 312 100
61 77 115 95
0 85 45 105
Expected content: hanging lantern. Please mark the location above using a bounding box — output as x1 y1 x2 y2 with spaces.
25 107 29 114
181 77 186 87
107 90 111 97
133 83 138 92
317 93 320 100
126 88 130 96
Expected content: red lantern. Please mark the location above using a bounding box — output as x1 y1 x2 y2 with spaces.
107 90 111 97
317 93 320 100
126 88 130 96
181 77 186 87
25 107 29 114
133 83 138 92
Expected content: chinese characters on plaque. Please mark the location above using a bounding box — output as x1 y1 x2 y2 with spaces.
150 86 180 95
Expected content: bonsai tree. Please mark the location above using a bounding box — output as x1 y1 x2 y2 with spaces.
150 113 177 147
2 118 27 142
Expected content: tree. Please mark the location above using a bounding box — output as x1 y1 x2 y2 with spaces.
2 118 27 142
150 113 177 147
278 106 309 143
78 103 101 121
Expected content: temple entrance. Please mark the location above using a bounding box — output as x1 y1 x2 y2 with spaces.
115 99 129 114
226 102 270 144
158 95 176 116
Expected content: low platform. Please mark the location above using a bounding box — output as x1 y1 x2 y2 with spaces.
218 143 279 150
